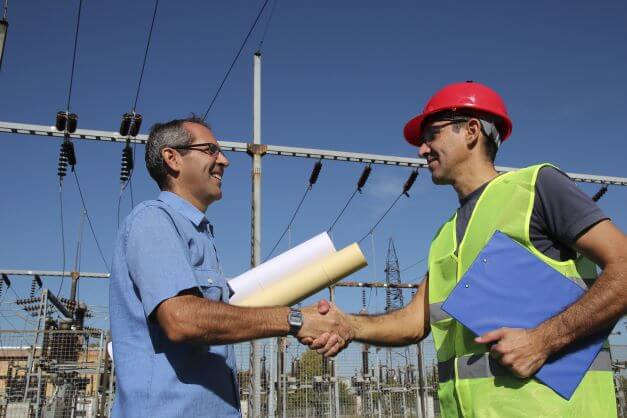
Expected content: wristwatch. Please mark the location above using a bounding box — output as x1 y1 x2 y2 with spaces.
287 308 303 336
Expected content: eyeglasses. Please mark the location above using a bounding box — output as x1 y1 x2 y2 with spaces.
419 119 468 145
172 142 222 156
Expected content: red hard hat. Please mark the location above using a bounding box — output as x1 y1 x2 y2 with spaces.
403 81 513 146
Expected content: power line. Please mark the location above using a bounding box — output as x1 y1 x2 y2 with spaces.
57 0 84 296
131 0 159 113
57 183 67 297
73 171 110 272
116 1 158 222
265 160 323 260
328 188 358 233
265 186 311 261
65 0 84 112
257 0 279 52
357 170 418 244
358 193 404 244
400 256 427 273
202 0 272 120
328 165 372 233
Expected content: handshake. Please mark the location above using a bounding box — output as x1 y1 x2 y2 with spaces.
296 300 354 357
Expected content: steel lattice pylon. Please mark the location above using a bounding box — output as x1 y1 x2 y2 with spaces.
384 238 404 312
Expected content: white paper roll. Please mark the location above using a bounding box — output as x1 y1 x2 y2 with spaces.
228 232 336 303
232 243 367 308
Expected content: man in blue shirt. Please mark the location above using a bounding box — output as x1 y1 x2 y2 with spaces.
110 117 349 417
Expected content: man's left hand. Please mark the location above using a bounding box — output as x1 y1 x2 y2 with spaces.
475 327 551 378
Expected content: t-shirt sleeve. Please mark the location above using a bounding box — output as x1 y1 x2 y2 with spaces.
535 166 609 247
125 206 198 318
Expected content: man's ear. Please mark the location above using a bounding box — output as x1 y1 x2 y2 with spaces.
162 148 182 177
465 119 481 149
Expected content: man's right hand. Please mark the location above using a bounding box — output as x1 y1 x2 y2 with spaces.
297 300 353 357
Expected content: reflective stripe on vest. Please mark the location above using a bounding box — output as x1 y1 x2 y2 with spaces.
438 349 612 383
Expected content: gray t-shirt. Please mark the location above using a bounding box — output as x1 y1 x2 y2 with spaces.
456 167 608 261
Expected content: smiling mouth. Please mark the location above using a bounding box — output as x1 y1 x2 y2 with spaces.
210 173 223 182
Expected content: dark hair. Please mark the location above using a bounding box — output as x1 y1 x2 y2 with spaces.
145 115 211 190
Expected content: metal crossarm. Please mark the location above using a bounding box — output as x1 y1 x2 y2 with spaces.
1 120 625 185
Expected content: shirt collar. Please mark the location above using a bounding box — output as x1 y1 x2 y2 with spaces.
158 191 208 227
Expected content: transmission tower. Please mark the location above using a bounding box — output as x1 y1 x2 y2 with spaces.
384 238 404 312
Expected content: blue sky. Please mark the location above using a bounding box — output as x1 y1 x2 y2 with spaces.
0 0 626 347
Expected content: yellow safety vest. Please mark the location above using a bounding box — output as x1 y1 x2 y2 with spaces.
427 164 616 418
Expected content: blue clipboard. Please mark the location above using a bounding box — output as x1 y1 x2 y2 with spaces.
441 231 609 399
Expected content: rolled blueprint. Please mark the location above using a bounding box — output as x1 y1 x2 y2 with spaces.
232 243 367 307
228 232 336 304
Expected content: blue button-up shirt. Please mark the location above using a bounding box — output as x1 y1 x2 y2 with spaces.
110 191 240 418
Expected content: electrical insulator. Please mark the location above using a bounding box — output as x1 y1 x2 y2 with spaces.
130 113 142 137
0 281 3 299
119 113 132 136
357 165 372 191
58 143 69 178
67 113 78 133
402 170 419 197
592 185 608 202
309 161 323 185
30 277 37 298
56 111 68 131
120 144 134 183
1 274 10 288
65 140 77 167
58 140 77 179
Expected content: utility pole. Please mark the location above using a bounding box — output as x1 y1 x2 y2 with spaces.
249 50 265 418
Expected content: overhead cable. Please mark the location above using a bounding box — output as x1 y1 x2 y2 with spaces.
55 0 84 296
357 169 419 244
327 165 371 233
400 256 427 273
73 171 110 272
265 160 323 260
65 0 83 113
57 184 67 296
117 0 158 216
257 0 279 52
202 0 272 119
131 0 159 114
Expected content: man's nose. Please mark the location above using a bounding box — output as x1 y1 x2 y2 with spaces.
418 142 430 159
217 151 230 167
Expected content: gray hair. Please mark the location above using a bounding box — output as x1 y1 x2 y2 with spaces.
145 116 210 190
428 110 502 162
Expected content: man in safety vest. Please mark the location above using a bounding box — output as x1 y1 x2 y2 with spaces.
307 81 627 417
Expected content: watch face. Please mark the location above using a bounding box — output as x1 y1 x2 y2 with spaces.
289 310 303 326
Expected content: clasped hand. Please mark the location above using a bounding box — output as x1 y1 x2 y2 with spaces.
297 300 352 357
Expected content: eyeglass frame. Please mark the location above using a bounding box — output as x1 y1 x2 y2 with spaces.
418 119 469 145
419 118 498 146
171 142 223 156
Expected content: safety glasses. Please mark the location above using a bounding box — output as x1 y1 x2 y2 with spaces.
419 119 468 145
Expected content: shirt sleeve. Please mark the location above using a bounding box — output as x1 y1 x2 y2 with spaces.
535 166 609 247
125 206 198 318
